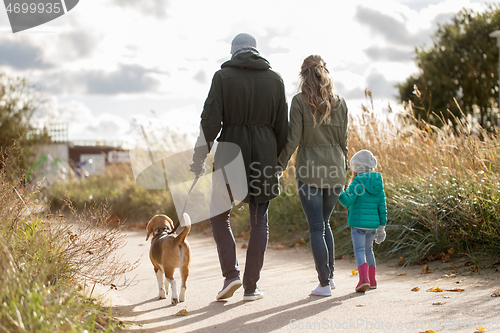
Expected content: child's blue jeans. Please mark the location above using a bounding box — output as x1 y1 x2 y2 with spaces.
351 227 376 267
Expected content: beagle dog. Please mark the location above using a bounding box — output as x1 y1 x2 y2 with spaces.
146 213 191 305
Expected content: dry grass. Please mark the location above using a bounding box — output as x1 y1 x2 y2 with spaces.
0 149 136 332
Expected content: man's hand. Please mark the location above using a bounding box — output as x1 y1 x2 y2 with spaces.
189 161 206 177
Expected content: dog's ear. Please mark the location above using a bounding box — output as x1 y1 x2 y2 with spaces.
166 217 174 232
146 219 152 241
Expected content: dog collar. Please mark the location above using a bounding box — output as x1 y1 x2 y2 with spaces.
154 227 173 236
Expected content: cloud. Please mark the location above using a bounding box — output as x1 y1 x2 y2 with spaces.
257 29 291 56
334 81 365 100
59 30 98 58
366 71 399 99
84 64 159 94
113 0 169 19
0 39 53 69
41 64 160 95
192 70 207 84
364 46 414 62
354 5 429 46
33 98 131 141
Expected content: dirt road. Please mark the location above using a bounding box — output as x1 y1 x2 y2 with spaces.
93 229 500 333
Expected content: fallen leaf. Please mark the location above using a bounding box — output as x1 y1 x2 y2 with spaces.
427 286 443 292
352 269 358 275
445 288 464 292
172 309 188 316
95 315 108 327
241 244 248 249
491 259 500 266
398 257 406 266
442 296 450 299
464 261 472 266
239 232 245 238
450 263 458 273
411 287 420 291
432 302 446 305
294 243 301 247
277 245 285 250
421 265 431 274
280 241 285 245
300 238 306 245
447 248 455 254
397 273 407 276
415 259 428 265
441 274 456 278
491 289 500 297
419 330 436 333
475 326 485 332
356 304 364 307
441 254 451 263
471 265 479 272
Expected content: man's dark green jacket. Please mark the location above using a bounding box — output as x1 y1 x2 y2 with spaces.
194 51 288 204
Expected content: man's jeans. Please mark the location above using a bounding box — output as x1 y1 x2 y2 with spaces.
351 227 376 267
297 180 340 287
210 184 269 294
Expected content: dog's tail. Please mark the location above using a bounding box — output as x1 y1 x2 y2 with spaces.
174 213 191 245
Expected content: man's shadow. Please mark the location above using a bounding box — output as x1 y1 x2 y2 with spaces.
123 291 364 333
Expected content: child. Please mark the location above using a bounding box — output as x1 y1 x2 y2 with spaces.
338 150 387 292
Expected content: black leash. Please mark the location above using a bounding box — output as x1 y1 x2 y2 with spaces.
170 175 200 234
140 125 201 235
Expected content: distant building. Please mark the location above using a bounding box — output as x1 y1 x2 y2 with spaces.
30 122 129 184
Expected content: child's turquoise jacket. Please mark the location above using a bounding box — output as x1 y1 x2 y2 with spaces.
338 172 387 229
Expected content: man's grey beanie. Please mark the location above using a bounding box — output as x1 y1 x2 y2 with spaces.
350 150 377 173
231 33 257 54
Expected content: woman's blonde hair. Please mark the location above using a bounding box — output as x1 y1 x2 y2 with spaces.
299 55 337 126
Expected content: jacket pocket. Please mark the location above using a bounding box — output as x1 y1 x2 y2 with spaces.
201 98 214 119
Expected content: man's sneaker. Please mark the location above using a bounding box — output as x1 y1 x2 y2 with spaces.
311 283 332 297
329 278 336 289
243 289 264 301
216 278 242 300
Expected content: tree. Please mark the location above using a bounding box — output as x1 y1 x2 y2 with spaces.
398 5 500 132
0 72 48 177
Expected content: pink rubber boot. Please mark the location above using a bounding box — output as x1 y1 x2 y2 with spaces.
355 263 370 292
368 266 377 289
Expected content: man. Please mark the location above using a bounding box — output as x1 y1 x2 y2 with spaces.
190 33 288 301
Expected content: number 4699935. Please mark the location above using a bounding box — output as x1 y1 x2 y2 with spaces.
6 2 62 14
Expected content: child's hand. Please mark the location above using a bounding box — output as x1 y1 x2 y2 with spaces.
375 226 386 244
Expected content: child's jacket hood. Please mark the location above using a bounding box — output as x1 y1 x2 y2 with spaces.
355 172 384 195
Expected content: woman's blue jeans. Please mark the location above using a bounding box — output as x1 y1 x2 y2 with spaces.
351 227 376 267
297 180 340 287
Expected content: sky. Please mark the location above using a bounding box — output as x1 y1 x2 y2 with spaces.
0 0 495 148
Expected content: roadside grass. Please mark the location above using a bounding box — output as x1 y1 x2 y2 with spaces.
1 152 135 332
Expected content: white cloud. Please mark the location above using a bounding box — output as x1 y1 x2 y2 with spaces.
33 97 131 141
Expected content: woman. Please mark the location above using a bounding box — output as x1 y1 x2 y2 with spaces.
278 55 348 297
